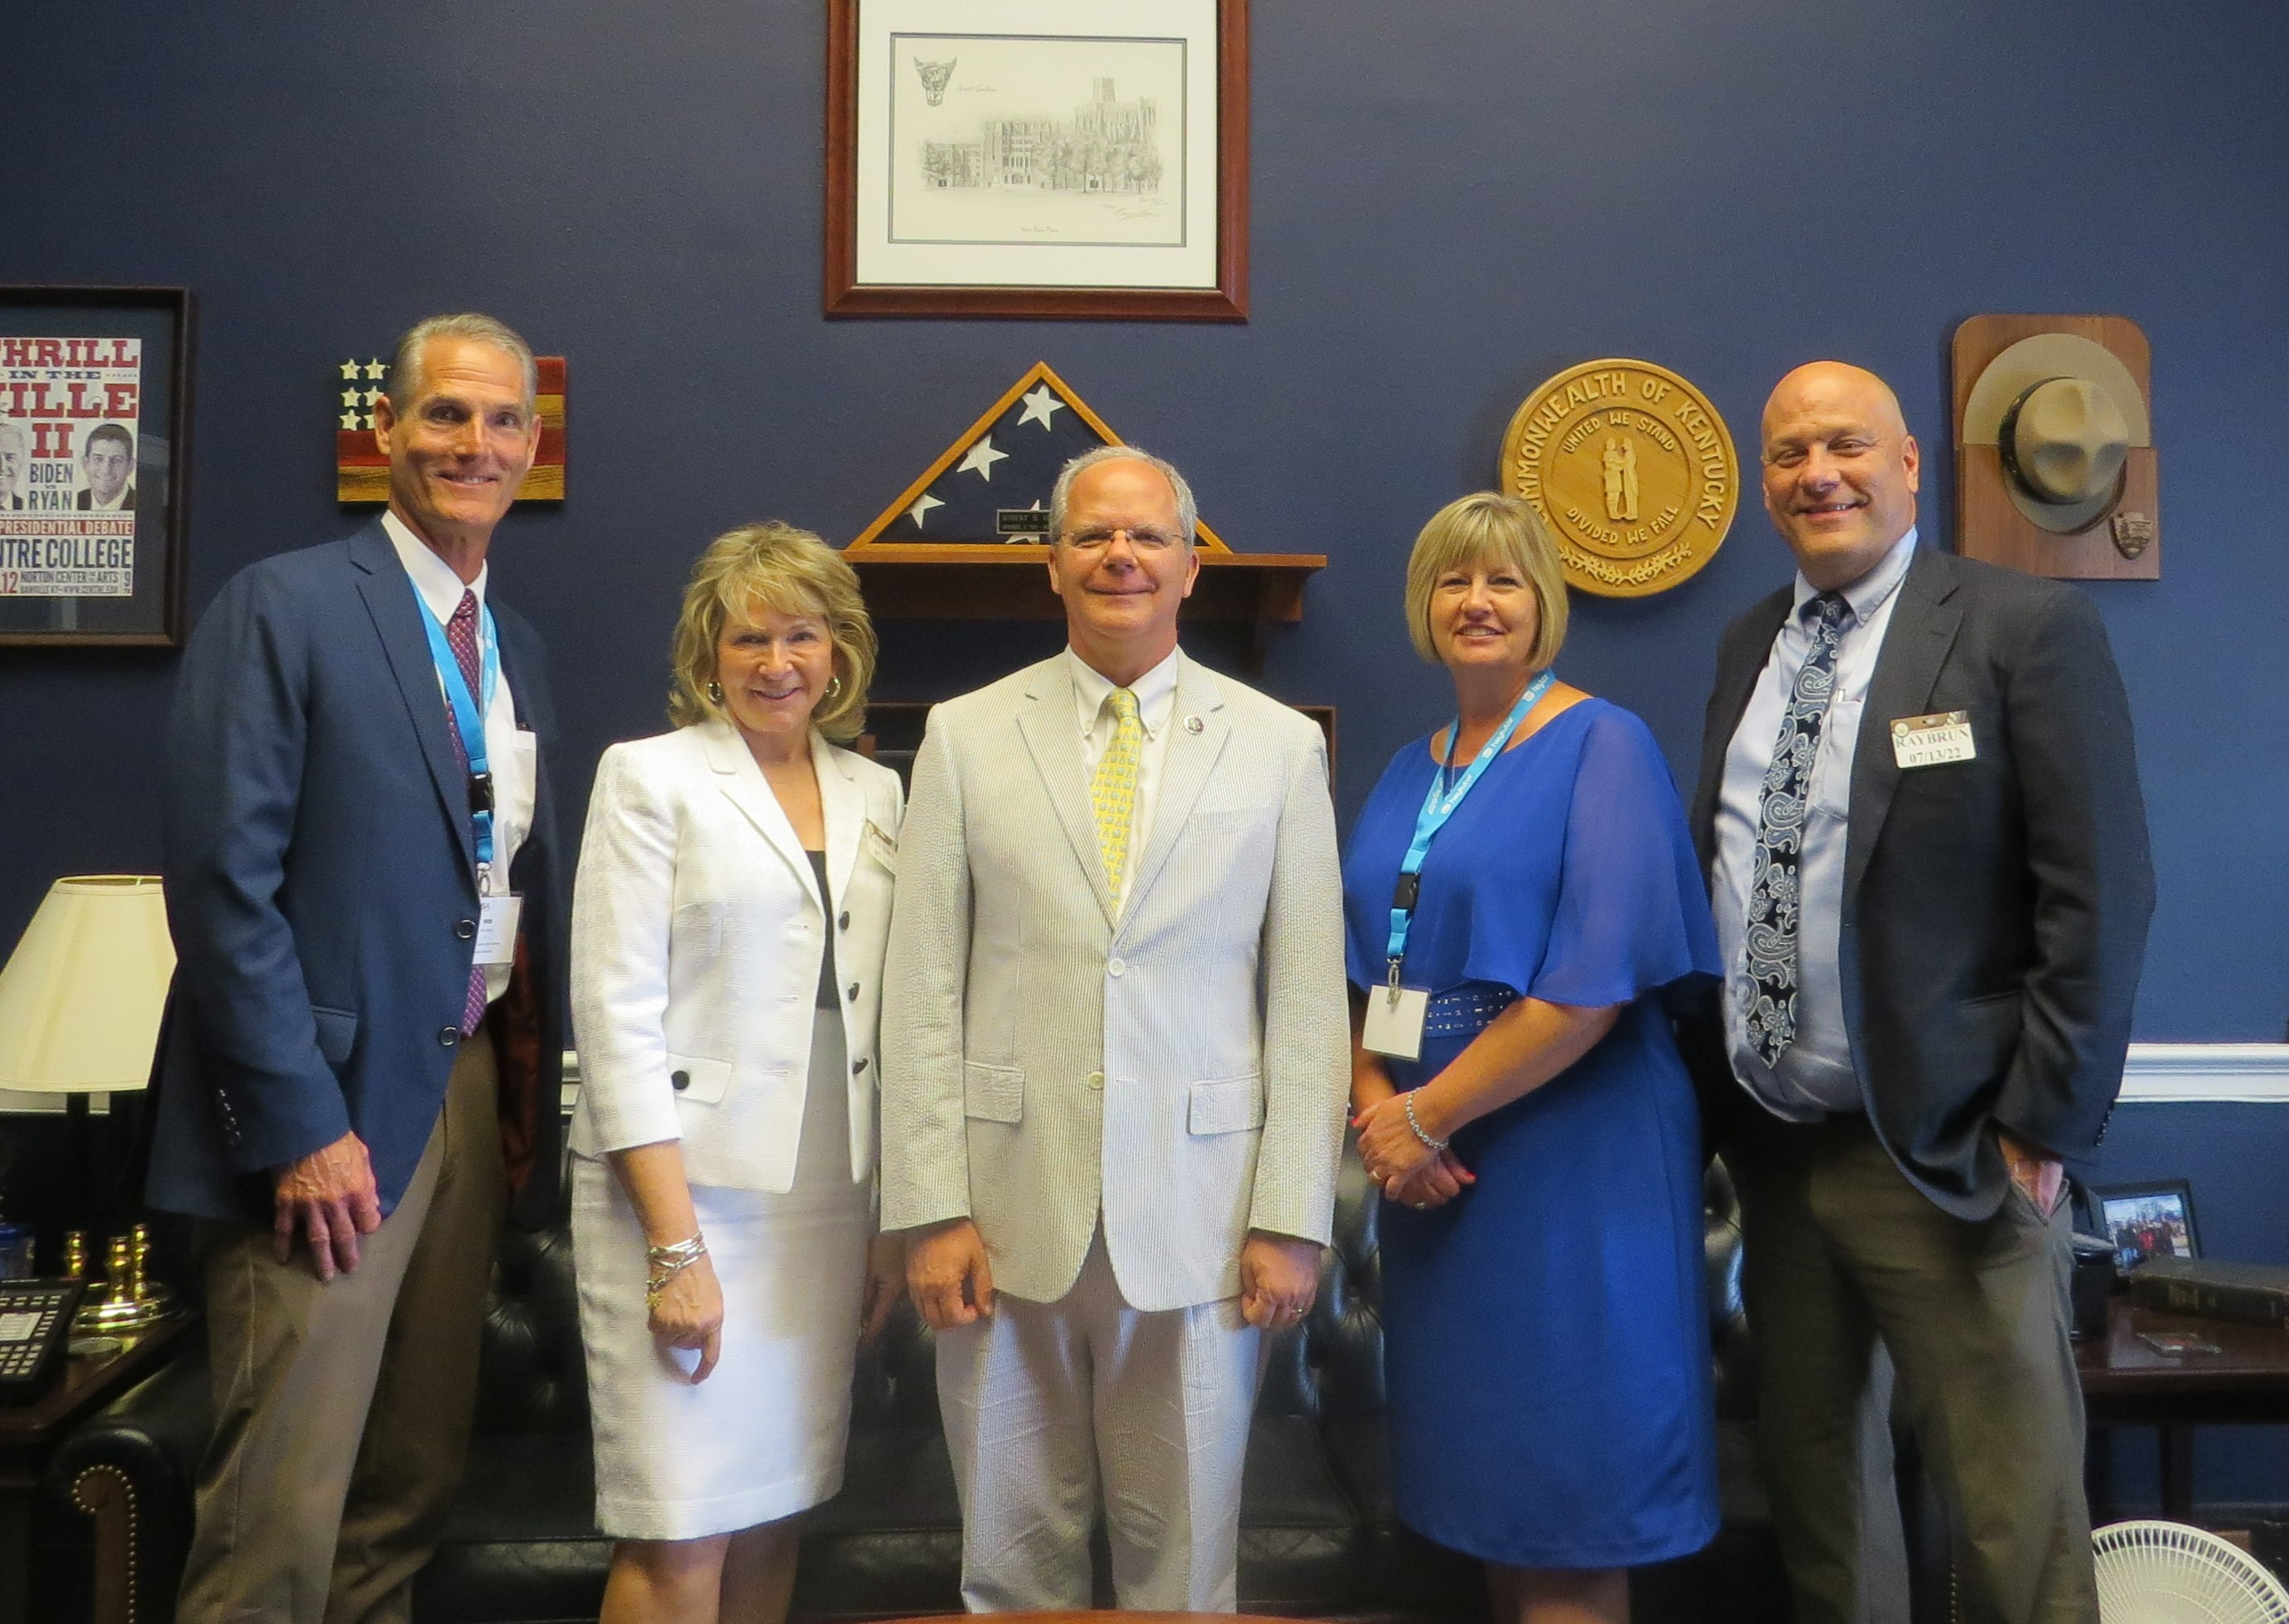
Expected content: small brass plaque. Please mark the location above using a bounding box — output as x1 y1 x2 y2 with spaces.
1500 359 1741 598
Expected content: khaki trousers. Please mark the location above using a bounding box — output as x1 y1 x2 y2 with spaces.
936 1226 1263 1613
1729 1111 2095 1624
177 1029 505 1624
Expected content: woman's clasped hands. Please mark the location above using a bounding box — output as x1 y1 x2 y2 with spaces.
1352 1089 1476 1211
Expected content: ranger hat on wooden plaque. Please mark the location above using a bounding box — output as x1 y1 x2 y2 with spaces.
1954 316 2157 578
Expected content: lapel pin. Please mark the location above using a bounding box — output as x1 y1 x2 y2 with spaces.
1184 714 1204 735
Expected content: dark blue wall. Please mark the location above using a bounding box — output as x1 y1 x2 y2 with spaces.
2 0 2282 1501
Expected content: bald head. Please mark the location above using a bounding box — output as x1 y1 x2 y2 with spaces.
1759 360 1920 590
1763 362 1908 442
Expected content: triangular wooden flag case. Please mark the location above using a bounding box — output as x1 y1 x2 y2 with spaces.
844 363 1322 636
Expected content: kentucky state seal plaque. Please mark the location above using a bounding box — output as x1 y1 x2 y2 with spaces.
1499 359 1739 597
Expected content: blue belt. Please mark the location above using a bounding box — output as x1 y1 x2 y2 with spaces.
1422 981 1519 1040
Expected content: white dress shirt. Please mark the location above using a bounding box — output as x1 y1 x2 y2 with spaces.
1712 527 1919 1119
384 510 537 1005
1065 643 1181 913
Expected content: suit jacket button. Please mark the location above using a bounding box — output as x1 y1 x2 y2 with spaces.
1107 957 1126 977
455 919 476 940
838 910 851 930
846 982 860 1001
671 1070 690 1091
1087 1070 1105 1090
438 1027 460 1048
852 1057 868 1076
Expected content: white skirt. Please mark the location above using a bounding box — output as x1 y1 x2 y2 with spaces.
573 1016 870 1540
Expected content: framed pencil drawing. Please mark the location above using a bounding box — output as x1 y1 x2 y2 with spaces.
826 0 1249 320
0 286 193 647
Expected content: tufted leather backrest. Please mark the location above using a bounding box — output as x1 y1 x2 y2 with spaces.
472 1183 589 1435
476 1145 1753 1436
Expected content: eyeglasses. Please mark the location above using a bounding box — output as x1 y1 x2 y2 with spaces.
1058 525 1183 553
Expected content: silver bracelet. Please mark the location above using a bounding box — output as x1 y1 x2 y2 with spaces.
646 1233 706 1267
645 1234 707 1311
1402 1093 1448 1153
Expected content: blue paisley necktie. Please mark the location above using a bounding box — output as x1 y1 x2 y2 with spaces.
1742 591 1851 1066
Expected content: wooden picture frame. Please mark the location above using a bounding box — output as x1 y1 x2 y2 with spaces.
0 287 193 648
825 0 1249 320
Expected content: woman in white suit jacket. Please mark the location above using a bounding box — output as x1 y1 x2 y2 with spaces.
570 523 904 1624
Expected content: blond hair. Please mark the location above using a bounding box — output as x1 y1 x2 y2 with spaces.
667 523 877 743
1402 493 1569 669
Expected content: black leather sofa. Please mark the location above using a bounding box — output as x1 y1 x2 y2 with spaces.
37 1152 1790 1624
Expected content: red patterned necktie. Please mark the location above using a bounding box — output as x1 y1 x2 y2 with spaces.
443 590 489 1037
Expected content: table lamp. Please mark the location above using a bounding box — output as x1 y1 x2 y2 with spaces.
0 875 176 1248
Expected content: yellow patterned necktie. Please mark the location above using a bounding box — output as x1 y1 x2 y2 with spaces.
1091 687 1144 904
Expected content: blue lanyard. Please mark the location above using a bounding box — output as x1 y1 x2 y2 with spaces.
1383 668 1554 985
410 576 501 872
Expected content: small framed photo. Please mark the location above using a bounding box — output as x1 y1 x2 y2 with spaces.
825 0 1249 320
2094 1181 2201 1274
0 286 194 647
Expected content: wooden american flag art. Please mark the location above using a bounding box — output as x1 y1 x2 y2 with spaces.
335 354 566 503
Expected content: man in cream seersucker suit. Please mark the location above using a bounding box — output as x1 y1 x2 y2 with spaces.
881 445 1350 1612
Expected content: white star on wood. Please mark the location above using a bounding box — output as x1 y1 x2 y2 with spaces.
340 411 360 430
1016 384 1066 430
906 492 945 528
958 436 1009 480
339 359 359 380
364 359 387 379
340 388 360 407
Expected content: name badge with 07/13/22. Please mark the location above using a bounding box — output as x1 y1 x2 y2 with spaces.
473 894 523 970
1891 710 1975 770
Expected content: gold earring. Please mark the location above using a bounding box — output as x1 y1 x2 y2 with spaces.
825 676 843 700
706 681 723 704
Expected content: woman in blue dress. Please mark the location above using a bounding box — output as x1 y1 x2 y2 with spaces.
1343 493 1721 1624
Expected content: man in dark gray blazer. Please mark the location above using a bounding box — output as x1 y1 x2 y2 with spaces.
1687 362 2152 1623
152 312 566 1624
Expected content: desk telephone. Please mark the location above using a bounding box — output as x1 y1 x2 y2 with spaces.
0 1279 89 1402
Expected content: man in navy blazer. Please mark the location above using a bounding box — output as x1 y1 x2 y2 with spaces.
149 312 567 1624
1686 363 2152 1623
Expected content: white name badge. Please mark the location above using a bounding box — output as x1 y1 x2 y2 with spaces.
1891 710 1975 769
864 817 899 873
474 894 523 969
1361 985 1429 1062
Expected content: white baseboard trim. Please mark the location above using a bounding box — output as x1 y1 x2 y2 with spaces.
2121 1043 2289 1104
13 1043 2288 1117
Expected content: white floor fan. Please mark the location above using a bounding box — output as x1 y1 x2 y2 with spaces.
2095 1520 2289 1623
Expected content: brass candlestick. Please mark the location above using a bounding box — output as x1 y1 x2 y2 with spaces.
75 1228 177 1332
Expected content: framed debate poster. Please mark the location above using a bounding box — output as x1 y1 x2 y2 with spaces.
0 287 193 647
825 0 1249 320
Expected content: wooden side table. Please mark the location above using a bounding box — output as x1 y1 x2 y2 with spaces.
0 1313 193 1624
2079 1298 2289 1521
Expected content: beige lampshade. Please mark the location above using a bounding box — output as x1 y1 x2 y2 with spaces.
0 875 175 1092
